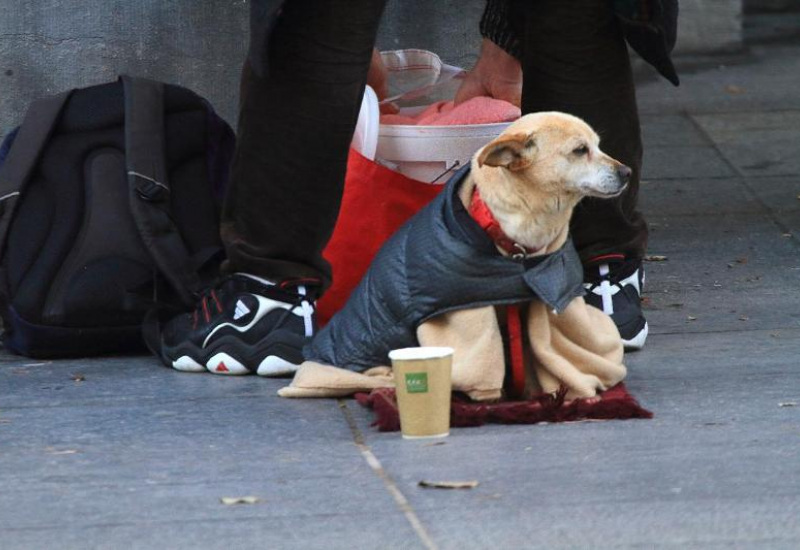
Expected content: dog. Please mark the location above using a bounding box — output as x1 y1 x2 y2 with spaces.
285 112 630 401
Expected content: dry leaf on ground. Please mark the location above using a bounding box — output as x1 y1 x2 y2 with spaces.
419 480 479 490
220 496 261 505
46 448 79 455
778 402 798 408
644 255 668 262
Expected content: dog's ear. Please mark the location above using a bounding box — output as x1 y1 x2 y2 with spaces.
477 132 536 171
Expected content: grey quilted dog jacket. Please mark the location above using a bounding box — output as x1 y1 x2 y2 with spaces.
304 165 585 371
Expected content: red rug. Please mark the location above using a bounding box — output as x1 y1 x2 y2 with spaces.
355 383 653 432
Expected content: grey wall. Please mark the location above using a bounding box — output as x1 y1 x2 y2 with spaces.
0 0 249 142
0 0 742 144
0 0 485 143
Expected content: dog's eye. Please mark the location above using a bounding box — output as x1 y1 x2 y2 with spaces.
573 145 589 156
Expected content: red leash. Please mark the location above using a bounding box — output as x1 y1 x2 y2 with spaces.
468 186 531 398
505 304 527 399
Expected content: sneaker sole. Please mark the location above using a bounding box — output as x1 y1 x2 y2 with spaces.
172 356 206 373
622 321 649 351
257 355 302 377
206 353 250 375
164 330 306 377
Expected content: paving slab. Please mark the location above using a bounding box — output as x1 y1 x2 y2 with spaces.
643 209 800 334
637 44 800 116
1 514 427 550
355 330 800 549
0 358 425 549
746 176 800 215
692 111 800 178
640 114 711 148
638 177 763 215
643 145 737 180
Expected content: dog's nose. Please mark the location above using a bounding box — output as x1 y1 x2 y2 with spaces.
617 165 632 183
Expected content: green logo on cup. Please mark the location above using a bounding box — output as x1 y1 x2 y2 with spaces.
405 372 428 393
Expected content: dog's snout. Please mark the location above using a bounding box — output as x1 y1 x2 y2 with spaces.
617 165 632 183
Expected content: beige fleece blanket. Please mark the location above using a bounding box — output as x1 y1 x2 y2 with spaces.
278 296 626 401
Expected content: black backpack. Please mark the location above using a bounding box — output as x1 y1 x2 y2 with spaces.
0 76 235 358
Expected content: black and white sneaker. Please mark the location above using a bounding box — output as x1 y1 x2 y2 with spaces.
159 273 317 376
583 254 648 350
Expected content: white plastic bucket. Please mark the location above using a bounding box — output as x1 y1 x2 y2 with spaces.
376 121 511 183
350 50 515 184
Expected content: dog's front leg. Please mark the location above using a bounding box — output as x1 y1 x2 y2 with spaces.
417 307 504 401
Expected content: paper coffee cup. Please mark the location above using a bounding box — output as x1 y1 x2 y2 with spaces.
389 346 453 439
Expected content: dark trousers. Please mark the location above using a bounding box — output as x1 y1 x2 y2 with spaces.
223 0 646 292
221 0 387 291
515 0 647 264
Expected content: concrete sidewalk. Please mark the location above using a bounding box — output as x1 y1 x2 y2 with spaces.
2 41 800 549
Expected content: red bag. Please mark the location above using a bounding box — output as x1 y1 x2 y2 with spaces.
317 149 443 325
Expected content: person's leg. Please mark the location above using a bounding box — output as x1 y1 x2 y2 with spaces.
515 0 648 349
158 0 387 375
222 0 388 292
515 0 647 264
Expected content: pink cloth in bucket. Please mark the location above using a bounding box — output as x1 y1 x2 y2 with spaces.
381 96 520 126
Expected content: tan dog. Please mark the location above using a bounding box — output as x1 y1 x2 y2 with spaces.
281 112 629 401
418 112 629 399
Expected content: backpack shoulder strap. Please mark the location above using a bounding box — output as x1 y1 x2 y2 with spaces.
0 90 72 259
122 75 202 306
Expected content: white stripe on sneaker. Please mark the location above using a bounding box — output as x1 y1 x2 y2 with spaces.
297 285 315 338
236 273 276 286
202 295 309 349
598 263 614 315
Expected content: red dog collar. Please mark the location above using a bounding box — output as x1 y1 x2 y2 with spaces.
468 187 540 259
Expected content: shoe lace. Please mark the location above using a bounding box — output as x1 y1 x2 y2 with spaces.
191 282 228 329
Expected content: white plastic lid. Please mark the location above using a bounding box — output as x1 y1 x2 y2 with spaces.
388 347 454 361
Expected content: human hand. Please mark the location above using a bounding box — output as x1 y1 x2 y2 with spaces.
454 39 522 107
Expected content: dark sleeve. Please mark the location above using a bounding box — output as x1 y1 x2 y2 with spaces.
479 0 522 60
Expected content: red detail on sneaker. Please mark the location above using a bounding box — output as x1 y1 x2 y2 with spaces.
211 290 223 313
202 298 211 323
216 362 229 373
588 253 626 264
280 277 322 290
